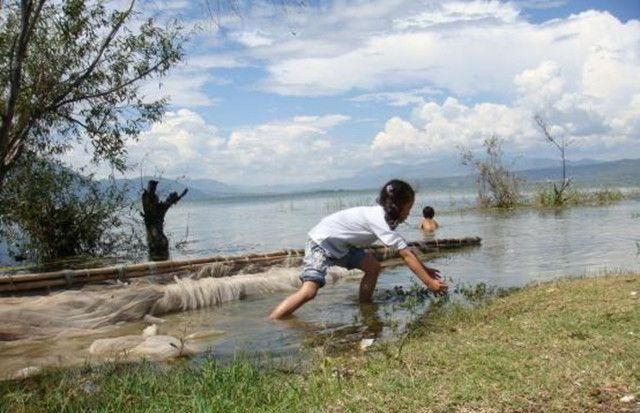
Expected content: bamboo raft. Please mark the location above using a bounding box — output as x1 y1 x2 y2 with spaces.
0 237 481 293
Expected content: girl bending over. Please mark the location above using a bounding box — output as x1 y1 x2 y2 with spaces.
269 179 447 319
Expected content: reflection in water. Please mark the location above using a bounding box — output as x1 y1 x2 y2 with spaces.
421 231 436 242
358 302 384 339
297 302 391 355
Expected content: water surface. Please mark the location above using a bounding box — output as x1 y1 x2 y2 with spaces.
1 189 639 376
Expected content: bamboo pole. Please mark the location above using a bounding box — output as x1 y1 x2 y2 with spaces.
0 237 480 293
0 255 302 292
0 250 304 284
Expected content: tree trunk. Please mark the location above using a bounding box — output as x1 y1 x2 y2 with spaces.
141 180 187 261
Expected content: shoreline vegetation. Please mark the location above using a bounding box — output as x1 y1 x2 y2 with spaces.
461 136 636 210
320 184 636 218
469 185 630 212
2 273 638 413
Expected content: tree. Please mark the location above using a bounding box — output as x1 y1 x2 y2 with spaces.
0 0 185 188
462 136 522 208
0 154 142 261
534 115 572 205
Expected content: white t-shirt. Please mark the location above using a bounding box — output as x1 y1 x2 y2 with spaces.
308 205 408 258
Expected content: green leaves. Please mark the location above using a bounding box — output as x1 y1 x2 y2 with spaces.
0 0 185 184
0 0 184 261
0 153 142 262
461 136 523 208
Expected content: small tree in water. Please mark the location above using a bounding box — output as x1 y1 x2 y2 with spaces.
534 115 572 206
462 136 522 208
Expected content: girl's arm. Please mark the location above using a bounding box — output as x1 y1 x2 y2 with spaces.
398 248 448 295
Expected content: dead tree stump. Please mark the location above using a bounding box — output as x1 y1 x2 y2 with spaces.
141 180 188 261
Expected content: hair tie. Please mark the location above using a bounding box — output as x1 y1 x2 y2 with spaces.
386 184 394 195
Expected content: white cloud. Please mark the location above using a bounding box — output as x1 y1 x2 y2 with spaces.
224 114 352 183
72 110 356 185
370 51 640 161
142 72 220 107
329 6 636 162
393 0 520 29
230 30 274 47
185 54 248 70
514 60 565 107
241 4 639 102
372 97 536 160
513 1 568 10
140 51 249 107
350 86 442 107
126 109 225 177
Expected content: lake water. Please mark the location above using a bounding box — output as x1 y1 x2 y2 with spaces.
163 189 640 281
1 188 640 377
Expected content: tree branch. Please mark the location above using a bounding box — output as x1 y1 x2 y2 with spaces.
62 114 89 130
45 56 171 113
42 0 136 113
534 115 562 153
1 1 46 152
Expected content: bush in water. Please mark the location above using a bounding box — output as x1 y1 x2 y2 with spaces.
0 154 144 262
461 136 523 209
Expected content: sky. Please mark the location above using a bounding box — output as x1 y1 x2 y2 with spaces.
67 0 640 186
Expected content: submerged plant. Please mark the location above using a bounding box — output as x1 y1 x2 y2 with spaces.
454 282 517 302
376 284 433 304
534 186 625 207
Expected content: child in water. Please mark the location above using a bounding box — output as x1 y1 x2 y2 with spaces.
269 179 448 319
419 206 439 233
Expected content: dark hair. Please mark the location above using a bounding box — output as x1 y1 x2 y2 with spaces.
377 179 415 230
422 206 435 219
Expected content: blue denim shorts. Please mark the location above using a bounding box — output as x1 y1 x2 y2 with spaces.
299 239 365 288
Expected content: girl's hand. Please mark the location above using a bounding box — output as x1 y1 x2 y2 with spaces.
428 278 448 296
425 266 442 279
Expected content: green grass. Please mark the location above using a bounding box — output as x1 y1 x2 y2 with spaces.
533 186 626 207
2 274 639 413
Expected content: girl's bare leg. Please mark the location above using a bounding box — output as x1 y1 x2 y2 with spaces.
358 253 381 303
269 281 320 320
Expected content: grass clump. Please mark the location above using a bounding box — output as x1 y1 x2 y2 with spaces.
335 274 640 413
2 274 639 413
0 359 339 413
535 186 625 207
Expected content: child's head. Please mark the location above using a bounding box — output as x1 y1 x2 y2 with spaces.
377 179 415 229
422 206 435 219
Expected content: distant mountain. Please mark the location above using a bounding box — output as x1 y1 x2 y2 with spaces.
110 177 218 201
306 156 609 191
105 158 638 200
182 178 239 196
506 156 602 171
515 158 640 185
412 158 640 190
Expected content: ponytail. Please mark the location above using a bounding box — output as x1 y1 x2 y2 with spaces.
377 179 415 229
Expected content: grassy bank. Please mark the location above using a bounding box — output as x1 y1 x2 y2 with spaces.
2 274 639 413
